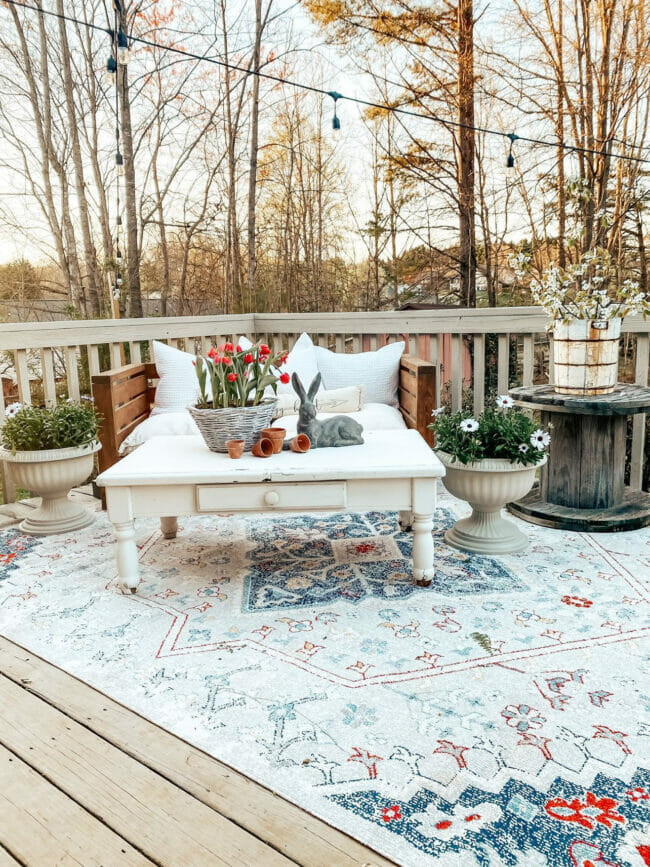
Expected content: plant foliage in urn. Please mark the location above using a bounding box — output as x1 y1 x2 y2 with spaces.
2 401 99 452
429 398 550 555
190 341 289 452
429 397 550 466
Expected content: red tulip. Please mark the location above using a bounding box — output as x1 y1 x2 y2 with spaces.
236 344 242 352
227 372 238 382
217 343 226 352
207 347 218 360
280 372 291 384
259 343 270 354
244 353 254 364
224 342 234 352
192 360 196 366
222 356 232 365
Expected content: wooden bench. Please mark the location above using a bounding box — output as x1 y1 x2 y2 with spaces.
92 354 436 476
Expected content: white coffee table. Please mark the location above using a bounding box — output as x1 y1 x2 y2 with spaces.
97 430 445 593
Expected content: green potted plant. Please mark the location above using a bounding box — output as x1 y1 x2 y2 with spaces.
1 400 100 535
513 246 649 395
430 396 550 554
190 340 290 452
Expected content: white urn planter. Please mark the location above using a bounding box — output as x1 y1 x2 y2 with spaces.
0 441 101 535
552 318 621 395
437 451 546 555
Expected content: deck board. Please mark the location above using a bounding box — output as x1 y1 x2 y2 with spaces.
0 672 292 866
0 637 393 867
0 744 153 866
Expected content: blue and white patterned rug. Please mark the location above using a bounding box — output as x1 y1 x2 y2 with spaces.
1 490 649 866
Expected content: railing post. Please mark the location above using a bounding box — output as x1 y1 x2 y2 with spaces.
631 334 649 491
473 334 485 416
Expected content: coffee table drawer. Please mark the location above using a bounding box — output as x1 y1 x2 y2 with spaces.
196 481 347 512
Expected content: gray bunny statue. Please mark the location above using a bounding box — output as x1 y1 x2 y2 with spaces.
291 372 364 448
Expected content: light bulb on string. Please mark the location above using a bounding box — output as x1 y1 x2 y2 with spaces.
116 151 125 177
117 28 130 65
115 272 123 287
328 91 342 131
506 133 518 175
116 247 123 266
104 55 117 86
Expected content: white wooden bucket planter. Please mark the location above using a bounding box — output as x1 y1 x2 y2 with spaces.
552 318 621 395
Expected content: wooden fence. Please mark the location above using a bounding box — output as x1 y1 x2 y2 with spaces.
1 308 648 501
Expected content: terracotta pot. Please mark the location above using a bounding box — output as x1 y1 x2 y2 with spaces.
225 439 245 459
0 441 101 536
436 451 546 554
289 433 311 453
552 318 621 395
251 437 274 458
261 427 286 454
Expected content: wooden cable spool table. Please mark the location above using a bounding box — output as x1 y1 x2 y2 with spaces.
508 383 650 532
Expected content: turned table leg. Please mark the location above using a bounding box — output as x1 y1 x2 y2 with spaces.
412 512 434 587
114 520 140 594
160 516 178 539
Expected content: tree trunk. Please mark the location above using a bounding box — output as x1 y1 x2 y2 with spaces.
117 7 142 318
56 0 101 317
457 0 476 307
247 0 264 311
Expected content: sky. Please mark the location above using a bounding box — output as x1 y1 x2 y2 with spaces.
0 0 551 267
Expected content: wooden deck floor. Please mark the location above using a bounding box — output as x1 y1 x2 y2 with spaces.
0 636 393 867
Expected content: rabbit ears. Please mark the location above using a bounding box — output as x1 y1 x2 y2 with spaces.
291 372 322 401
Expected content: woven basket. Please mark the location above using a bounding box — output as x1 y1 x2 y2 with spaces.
189 402 278 453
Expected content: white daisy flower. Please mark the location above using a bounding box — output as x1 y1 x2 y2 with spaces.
430 407 445 417
496 395 514 409
4 402 22 418
530 429 551 450
460 418 479 433
518 443 529 453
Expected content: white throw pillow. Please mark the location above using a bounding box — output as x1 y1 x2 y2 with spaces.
277 402 406 438
257 331 320 398
151 340 202 415
314 341 405 407
272 385 364 419
119 411 199 454
277 332 320 395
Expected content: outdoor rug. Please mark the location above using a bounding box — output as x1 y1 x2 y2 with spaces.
1 490 649 866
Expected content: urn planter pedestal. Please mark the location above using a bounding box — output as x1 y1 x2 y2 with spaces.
0 441 101 536
437 452 545 555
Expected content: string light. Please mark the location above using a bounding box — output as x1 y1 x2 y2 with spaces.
329 91 342 131
3 0 650 169
115 151 124 177
506 133 517 173
116 28 130 65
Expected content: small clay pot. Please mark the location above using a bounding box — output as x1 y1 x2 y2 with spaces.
251 437 274 458
261 427 286 454
289 433 311 453
226 439 245 459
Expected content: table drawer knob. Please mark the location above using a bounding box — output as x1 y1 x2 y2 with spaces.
264 490 280 507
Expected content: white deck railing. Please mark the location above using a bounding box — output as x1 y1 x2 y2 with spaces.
1 308 648 501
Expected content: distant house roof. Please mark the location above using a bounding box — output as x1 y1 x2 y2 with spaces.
397 300 465 311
